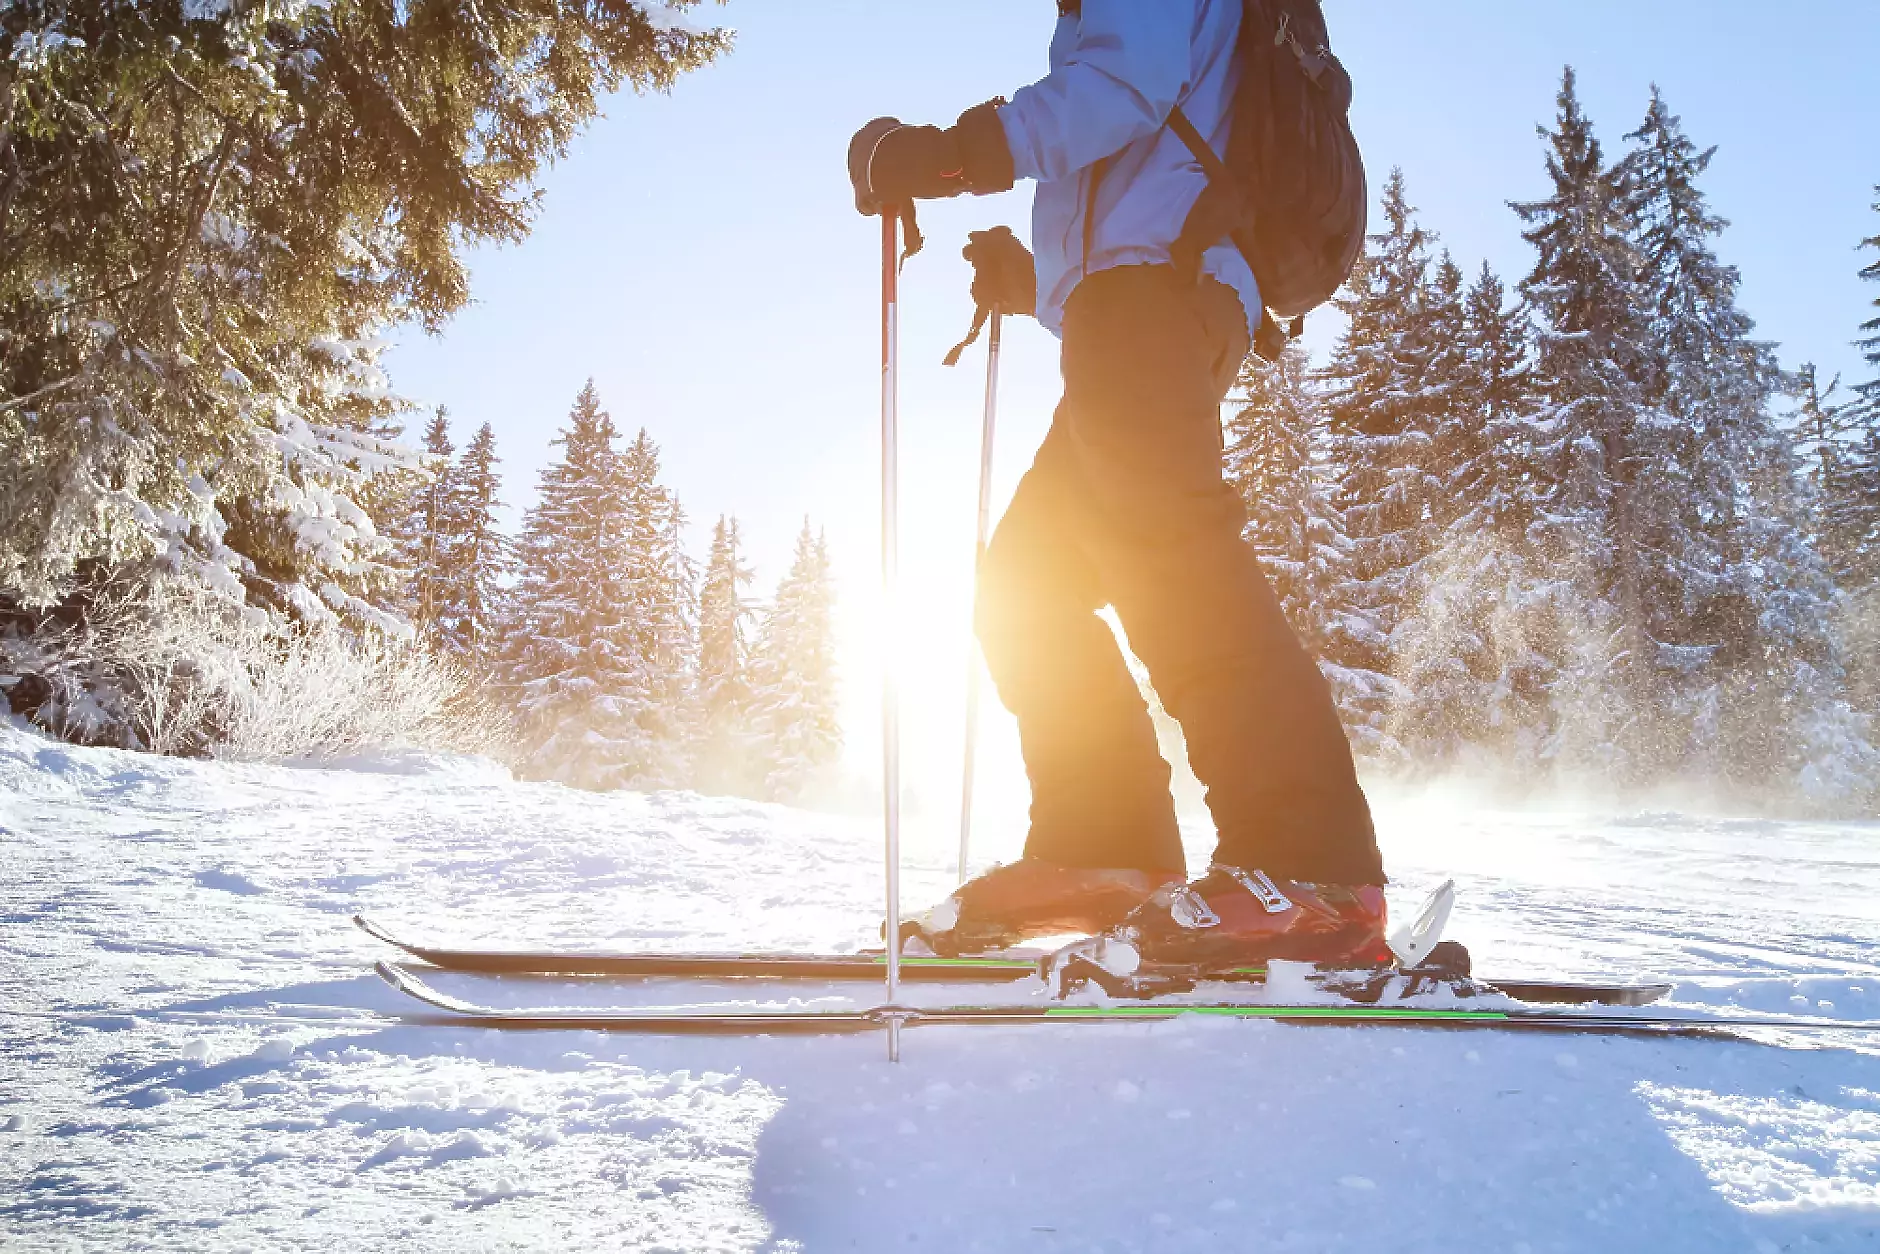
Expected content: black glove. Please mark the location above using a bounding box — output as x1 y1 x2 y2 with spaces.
963 226 1035 318
848 100 1015 218
944 226 1034 366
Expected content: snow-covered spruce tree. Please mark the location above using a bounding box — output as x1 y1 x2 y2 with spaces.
611 428 697 786
1857 184 1880 422
1618 87 1865 797
1509 67 1669 778
1731 415 1878 807
1834 191 1880 593
650 485 701 778
1820 197 1880 740
694 515 756 793
1617 89 1748 664
1387 261 1563 768
1317 170 1443 682
1225 344 1397 756
503 382 652 789
0 0 725 745
1790 367 1880 737
1417 252 1473 532
1827 417 1880 594
1792 365 1855 518
434 423 511 674
1833 429 1880 742
389 407 457 641
746 522 840 803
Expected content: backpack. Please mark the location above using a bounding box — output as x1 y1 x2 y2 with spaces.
1060 0 1368 361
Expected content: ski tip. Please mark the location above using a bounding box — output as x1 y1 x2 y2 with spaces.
353 913 392 943
373 960 483 1016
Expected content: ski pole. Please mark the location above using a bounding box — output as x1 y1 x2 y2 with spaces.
879 209 904 1064
957 311 1001 885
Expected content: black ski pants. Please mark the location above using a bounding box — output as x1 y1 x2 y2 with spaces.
975 264 1384 885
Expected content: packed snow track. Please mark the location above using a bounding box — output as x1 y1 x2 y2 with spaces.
3 722 1879 1252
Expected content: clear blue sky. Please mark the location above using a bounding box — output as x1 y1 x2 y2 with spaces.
386 0 1879 833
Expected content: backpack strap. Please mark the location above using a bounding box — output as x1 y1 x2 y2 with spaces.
1167 107 1238 199
1168 107 1294 362
1166 106 1252 286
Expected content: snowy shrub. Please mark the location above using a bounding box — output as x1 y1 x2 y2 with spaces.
1 581 510 761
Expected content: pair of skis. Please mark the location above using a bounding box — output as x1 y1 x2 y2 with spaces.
371 958 1675 1036
353 912 1657 1006
353 914 1880 1041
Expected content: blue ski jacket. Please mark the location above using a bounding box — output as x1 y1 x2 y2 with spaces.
996 0 1260 343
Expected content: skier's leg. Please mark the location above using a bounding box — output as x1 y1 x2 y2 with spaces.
1061 265 1383 886
974 419 1187 874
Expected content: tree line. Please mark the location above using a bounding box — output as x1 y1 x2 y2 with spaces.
1229 70 1880 809
381 381 841 800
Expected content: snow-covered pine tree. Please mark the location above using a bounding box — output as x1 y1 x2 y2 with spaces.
1857 184 1880 420
402 408 457 642
1619 87 1862 793
1835 191 1880 593
746 522 841 802
695 516 757 793
1387 261 1559 767
1454 262 1541 523
1225 345 1397 756
1827 420 1880 593
1825 194 1880 741
1509 67 1665 777
1317 169 1444 681
1727 407 1877 806
1618 88 1743 656
1792 366 1853 512
1418 252 1472 533
503 381 657 790
435 423 511 673
650 491 701 780
610 428 697 786
1833 414 1880 732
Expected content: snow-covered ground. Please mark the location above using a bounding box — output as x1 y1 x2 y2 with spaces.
4 720 1880 1253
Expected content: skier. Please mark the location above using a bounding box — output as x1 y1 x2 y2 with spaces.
848 0 1390 976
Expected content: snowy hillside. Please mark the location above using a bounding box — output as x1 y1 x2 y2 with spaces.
3 719 1880 1252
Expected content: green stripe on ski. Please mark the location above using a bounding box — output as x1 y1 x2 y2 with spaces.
1039 1004 1510 1022
880 958 1273 973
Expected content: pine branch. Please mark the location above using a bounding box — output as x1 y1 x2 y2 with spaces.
0 375 81 415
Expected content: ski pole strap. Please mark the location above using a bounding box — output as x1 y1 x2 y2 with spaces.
943 302 991 368
896 200 924 264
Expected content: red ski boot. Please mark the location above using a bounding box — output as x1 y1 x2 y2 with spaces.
905 858 1185 957
1045 865 1394 993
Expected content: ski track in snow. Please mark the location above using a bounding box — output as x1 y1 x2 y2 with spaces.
3 723 1880 1251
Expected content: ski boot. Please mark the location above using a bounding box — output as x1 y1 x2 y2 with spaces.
1044 867 1469 1001
902 858 1184 957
